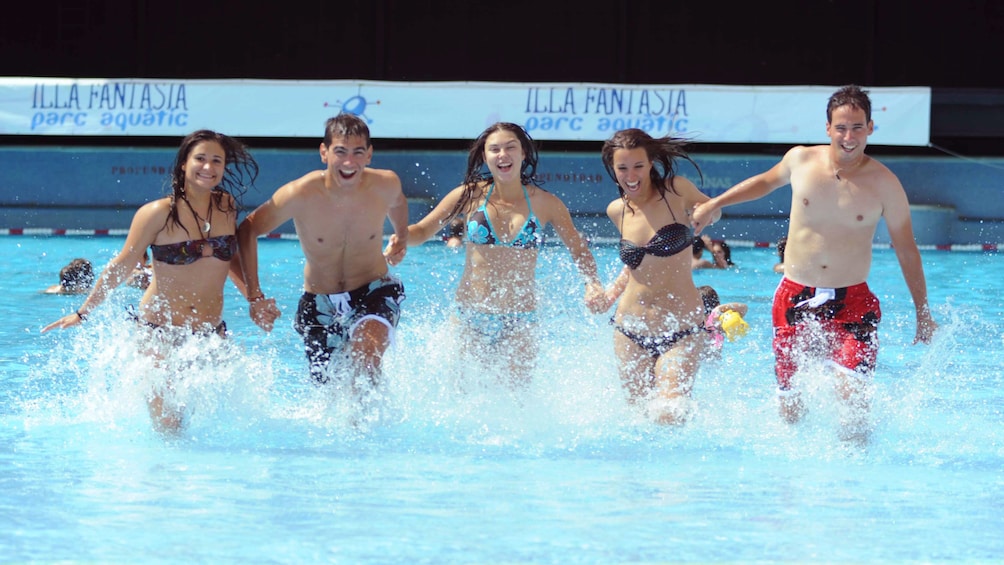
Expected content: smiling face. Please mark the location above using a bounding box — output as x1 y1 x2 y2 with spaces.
182 140 226 193
320 134 372 188
482 130 524 183
826 104 873 164
611 147 652 200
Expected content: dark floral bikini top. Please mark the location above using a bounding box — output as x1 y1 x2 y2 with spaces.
619 197 693 270
150 234 237 265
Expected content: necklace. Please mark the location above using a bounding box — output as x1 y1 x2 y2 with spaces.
180 194 213 234
831 155 865 181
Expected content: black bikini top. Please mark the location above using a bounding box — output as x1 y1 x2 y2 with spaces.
150 234 237 266
619 197 693 270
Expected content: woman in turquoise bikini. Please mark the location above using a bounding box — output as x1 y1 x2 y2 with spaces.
43 130 275 433
395 122 605 385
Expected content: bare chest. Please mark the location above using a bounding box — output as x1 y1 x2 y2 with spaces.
295 191 386 247
790 170 883 227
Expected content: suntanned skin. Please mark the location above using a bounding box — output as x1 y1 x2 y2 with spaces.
392 127 604 385
691 102 937 434
43 138 256 433
597 144 721 425
238 132 408 387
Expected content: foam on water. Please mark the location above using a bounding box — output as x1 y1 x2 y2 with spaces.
4 237 1003 561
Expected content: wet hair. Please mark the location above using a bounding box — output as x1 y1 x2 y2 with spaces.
692 236 707 258
444 217 465 239
600 128 703 212
324 113 371 147
60 258 94 291
713 240 734 266
776 236 787 262
444 122 541 224
167 130 259 237
827 84 872 123
698 285 720 314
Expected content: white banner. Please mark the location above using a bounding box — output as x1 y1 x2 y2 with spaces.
0 78 931 146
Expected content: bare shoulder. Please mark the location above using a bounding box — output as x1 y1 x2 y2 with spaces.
136 197 173 220
367 167 403 190
863 155 907 196
273 170 326 203
606 196 626 219
442 183 475 209
863 154 898 180
784 145 820 165
669 175 700 196
529 184 564 206
130 197 174 242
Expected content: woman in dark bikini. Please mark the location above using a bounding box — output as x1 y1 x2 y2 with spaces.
43 130 276 433
596 129 721 424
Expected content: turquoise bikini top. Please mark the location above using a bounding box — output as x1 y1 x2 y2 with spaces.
465 183 541 249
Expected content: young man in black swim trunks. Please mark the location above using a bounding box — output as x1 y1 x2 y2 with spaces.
238 113 410 396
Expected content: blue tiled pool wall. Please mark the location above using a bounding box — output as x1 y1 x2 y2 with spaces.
1 147 1001 245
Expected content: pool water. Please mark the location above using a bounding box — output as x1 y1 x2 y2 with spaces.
2 235 1002 562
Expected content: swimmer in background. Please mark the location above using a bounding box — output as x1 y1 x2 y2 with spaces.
773 236 787 274
43 130 268 434
390 122 605 386
44 258 94 295
692 235 733 270
593 128 721 425
691 236 715 270
709 239 735 268
692 84 937 442
442 217 465 248
127 250 153 290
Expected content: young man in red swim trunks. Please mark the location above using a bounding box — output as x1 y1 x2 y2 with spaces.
692 85 938 439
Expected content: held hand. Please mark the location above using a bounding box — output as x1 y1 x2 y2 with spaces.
691 202 715 235
41 312 84 333
250 298 281 332
584 281 608 314
384 234 407 266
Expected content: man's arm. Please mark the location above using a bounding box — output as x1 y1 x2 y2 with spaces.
881 178 937 344
382 172 410 266
237 184 297 331
691 146 800 235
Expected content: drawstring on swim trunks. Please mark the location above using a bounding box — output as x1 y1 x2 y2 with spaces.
795 287 836 309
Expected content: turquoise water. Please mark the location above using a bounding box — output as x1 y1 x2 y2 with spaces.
2 235 1002 563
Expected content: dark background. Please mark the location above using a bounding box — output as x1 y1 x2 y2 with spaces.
2 0 1002 153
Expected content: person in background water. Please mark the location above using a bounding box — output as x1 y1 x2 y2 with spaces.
238 113 409 403
709 239 735 268
442 217 465 248
44 258 94 294
43 130 267 434
692 84 937 442
594 128 721 425
391 122 605 386
692 235 733 270
690 236 715 270
773 235 787 274
127 250 153 290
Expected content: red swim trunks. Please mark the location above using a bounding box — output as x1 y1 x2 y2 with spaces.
772 277 881 391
